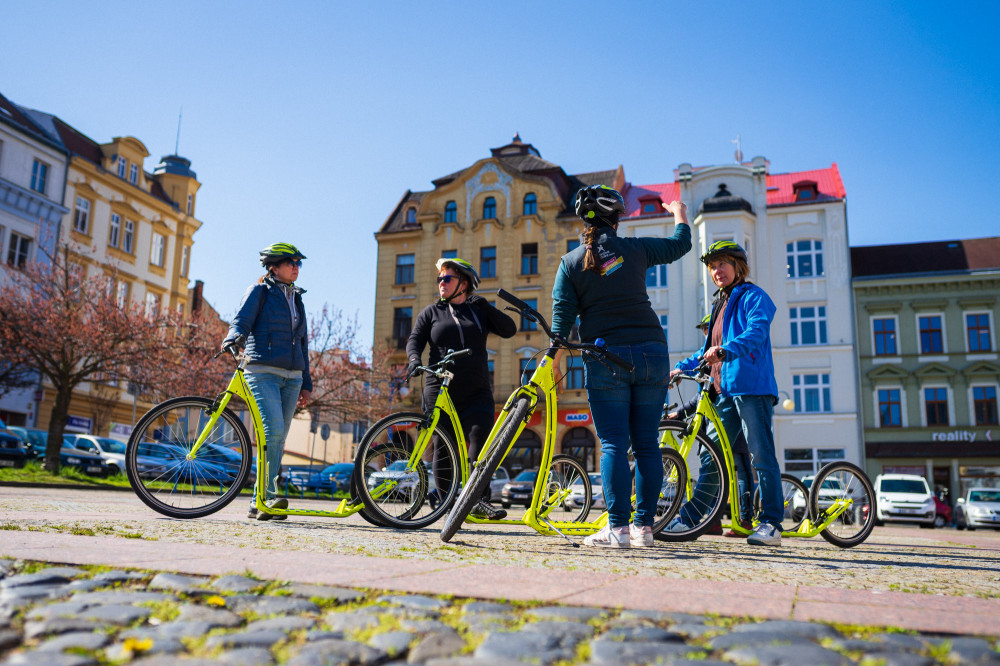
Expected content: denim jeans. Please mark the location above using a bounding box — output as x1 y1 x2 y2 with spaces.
715 394 783 528
245 371 302 502
585 341 670 528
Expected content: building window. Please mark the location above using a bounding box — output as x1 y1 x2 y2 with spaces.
109 214 121 248
116 281 129 307
6 232 31 268
480 246 496 279
117 156 127 178
784 448 845 475
786 240 824 278
129 163 139 184
973 386 999 426
793 373 831 413
519 357 538 381
180 246 189 277
441 249 457 259
150 232 165 267
405 208 417 225
145 292 159 316
444 200 457 223
564 355 584 390
483 196 496 219
30 160 48 194
395 254 415 284
187 194 194 215
392 307 412 349
966 313 992 352
521 299 538 331
660 315 669 338
873 317 897 356
521 243 538 275
645 265 668 288
523 193 537 216
918 315 944 354
924 387 949 426
878 389 902 427
487 359 495 391
73 197 90 234
567 239 580 253
790 306 828 345
793 181 818 201
123 220 135 254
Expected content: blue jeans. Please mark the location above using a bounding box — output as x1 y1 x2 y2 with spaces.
585 341 670 528
715 394 783 528
245 371 302 502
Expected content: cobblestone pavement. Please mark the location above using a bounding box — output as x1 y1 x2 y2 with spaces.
2 486 1000 664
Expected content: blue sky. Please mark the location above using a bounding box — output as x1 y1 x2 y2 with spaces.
3 1 998 339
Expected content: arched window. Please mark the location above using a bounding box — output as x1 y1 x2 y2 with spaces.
483 196 496 219
444 200 457 223
406 208 417 225
523 193 537 216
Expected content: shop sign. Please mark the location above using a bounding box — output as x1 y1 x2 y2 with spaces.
110 422 133 438
66 416 92 433
558 410 592 426
930 430 992 443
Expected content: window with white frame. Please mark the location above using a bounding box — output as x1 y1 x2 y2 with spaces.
965 312 992 353
108 214 121 248
792 373 831 413
659 314 668 338
73 197 90 234
646 264 668 288
783 448 845 476
923 386 949 426
180 246 189 277
149 232 165 267
6 232 31 268
116 281 129 307
786 240 824 279
123 220 134 254
116 156 127 178
878 387 903 427
918 314 945 354
129 163 139 185
790 306 827 345
30 160 48 194
145 292 159 316
973 385 999 426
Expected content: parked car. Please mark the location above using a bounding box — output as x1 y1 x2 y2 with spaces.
954 487 1000 530
488 466 511 502
296 462 355 495
58 440 113 478
874 474 936 527
565 473 604 510
0 430 28 469
133 441 235 485
70 435 138 475
366 460 435 501
500 469 538 508
933 495 952 528
5 426 49 459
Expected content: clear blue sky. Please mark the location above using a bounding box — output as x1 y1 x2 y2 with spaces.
4 1 998 341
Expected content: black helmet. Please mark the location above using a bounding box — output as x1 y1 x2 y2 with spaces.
435 257 480 291
259 242 306 267
696 314 711 329
574 185 625 226
700 240 748 265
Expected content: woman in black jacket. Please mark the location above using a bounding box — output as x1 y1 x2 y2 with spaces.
223 243 312 521
406 258 516 518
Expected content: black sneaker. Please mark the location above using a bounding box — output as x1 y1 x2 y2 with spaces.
471 500 507 520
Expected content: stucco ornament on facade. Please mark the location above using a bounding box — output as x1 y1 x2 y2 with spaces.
828 210 849 287
465 163 512 220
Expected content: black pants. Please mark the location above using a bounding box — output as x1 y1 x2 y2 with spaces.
423 385 495 498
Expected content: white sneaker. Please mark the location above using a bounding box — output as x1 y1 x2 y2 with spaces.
747 523 781 546
665 517 690 533
630 524 654 548
583 524 630 549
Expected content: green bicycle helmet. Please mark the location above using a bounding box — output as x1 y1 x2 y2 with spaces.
700 240 748 265
696 314 711 329
574 185 625 227
259 242 306 267
435 257 480 291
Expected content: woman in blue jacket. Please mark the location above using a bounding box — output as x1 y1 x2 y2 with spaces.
223 243 312 521
552 186 691 548
671 241 783 546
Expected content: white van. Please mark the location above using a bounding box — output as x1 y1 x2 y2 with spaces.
874 473 936 527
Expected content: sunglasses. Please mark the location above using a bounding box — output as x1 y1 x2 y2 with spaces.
436 275 457 284
285 259 303 267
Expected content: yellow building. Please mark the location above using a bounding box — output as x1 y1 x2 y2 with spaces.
374 135 623 473
24 110 203 438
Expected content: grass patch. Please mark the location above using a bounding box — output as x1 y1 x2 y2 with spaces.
1 523 22 530
0 460 131 488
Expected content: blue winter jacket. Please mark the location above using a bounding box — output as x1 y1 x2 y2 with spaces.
675 282 777 399
224 277 312 392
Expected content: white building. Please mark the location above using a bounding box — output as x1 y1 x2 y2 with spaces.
619 157 861 477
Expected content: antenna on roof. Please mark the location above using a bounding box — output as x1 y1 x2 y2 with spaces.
731 135 743 164
174 106 183 155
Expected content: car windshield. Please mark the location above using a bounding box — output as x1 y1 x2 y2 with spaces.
881 479 928 494
322 463 353 474
969 490 1000 503
514 470 537 482
96 438 127 454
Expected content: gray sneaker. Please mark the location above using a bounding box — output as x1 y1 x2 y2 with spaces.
256 498 288 521
747 523 781 546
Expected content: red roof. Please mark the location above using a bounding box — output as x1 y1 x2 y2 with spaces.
623 163 845 218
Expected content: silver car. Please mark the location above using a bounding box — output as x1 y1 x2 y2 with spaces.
955 488 1000 530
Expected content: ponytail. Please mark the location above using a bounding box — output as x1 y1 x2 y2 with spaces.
582 226 602 274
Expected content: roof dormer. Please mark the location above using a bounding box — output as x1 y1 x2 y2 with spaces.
793 179 818 201
100 136 150 188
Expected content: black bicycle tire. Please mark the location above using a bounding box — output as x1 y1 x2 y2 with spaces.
753 473 810 533
809 461 876 548
353 411 461 530
650 447 688 534
440 396 531 542
546 454 591 522
125 396 252 519
654 420 729 542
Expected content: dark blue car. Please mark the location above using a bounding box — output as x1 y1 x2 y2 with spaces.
296 462 355 495
0 430 28 469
